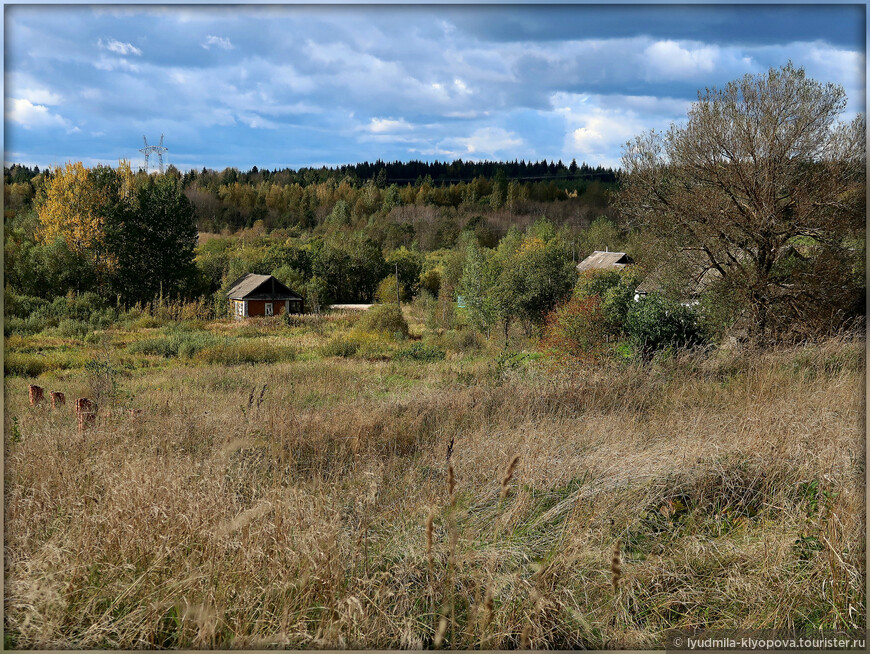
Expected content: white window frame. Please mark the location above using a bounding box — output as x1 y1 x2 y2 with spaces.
265 302 273 316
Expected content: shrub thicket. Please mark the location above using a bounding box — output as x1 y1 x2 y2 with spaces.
320 336 360 358
394 342 446 362
624 294 704 359
356 304 409 338
543 266 706 363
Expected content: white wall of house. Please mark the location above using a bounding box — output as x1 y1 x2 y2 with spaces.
232 300 249 317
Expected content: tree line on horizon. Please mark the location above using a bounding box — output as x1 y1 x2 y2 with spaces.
6 158 616 235
5 157 615 188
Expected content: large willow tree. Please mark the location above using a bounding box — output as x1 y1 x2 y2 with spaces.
617 63 865 341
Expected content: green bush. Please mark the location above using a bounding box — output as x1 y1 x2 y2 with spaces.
85 357 120 405
56 318 91 339
375 276 402 304
321 337 360 358
394 342 447 362
4 292 50 320
89 311 117 330
45 292 106 322
357 304 409 338
4 315 49 337
625 293 705 359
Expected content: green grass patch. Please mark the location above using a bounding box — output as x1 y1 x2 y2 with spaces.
127 330 223 359
194 340 296 365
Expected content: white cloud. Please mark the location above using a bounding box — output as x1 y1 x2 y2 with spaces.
18 87 62 105
553 92 690 121
202 35 234 50
762 42 865 112
5 72 64 106
552 92 688 167
366 117 414 133
643 40 718 79
93 56 141 72
444 110 487 119
6 97 73 130
452 78 470 94
437 126 525 158
237 113 278 129
570 114 635 154
98 38 142 56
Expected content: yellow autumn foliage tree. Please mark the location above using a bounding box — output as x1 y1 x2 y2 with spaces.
37 160 135 273
38 162 105 254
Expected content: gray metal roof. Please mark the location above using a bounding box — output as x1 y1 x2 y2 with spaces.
226 273 301 300
576 251 633 272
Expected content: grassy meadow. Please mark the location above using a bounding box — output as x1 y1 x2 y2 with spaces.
3 305 865 648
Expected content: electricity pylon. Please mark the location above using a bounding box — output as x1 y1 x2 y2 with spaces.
139 134 168 173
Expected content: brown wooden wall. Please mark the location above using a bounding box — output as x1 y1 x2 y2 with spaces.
233 299 303 317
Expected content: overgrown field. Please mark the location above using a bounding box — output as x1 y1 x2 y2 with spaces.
3 310 865 649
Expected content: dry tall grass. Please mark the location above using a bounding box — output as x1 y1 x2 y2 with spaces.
4 337 865 648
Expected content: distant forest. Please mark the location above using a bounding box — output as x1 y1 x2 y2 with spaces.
5 158 616 187
5 158 619 237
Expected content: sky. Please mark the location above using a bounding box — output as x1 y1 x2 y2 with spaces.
3 2 866 171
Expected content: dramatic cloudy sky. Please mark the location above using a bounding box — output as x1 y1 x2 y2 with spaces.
4 3 866 171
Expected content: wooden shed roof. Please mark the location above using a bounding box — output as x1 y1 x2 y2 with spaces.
226 274 302 300
576 251 634 272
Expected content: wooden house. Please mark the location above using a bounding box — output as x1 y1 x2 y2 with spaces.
576 250 634 273
226 274 303 318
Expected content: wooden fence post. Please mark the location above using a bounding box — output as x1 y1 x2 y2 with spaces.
75 398 97 430
50 391 66 408
28 385 44 406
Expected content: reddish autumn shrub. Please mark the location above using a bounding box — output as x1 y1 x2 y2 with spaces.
540 294 611 364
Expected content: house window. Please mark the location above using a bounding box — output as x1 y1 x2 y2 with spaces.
265 303 273 316
235 301 244 316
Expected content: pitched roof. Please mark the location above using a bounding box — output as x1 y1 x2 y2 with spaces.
226 273 301 300
576 251 634 272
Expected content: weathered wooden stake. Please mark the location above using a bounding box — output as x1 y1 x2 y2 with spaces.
50 391 66 408
75 398 97 430
28 384 45 405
